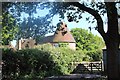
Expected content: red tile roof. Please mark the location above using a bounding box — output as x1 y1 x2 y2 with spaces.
53 22 75 43
39 22 75 43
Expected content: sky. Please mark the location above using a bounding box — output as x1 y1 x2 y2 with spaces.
20 7 107 37
39 9 108 37
11 1 110 47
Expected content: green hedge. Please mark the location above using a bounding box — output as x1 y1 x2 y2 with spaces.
2 44 84 79
3 48 61 79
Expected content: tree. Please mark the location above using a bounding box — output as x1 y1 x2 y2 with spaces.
67 2 120 79
2 2 56 40
2 12 18 45
71 28 104 61
41 1 120 79
2 1 120 79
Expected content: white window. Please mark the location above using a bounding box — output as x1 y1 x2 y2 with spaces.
53 43 59 47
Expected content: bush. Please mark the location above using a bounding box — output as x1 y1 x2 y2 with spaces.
2 44 84 79
34 44 84 74
86 49 103 61
2 49 61 79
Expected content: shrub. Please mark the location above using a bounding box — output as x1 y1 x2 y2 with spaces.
86 49 103 61
2 44 84 79
2 48 62 79
34 44 84 74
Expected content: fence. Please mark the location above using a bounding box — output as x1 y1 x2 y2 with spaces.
45 61 107 80
72 61 103 74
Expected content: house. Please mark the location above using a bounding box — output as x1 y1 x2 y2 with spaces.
17 38 36 50
12 22 76 50
39 22 76 50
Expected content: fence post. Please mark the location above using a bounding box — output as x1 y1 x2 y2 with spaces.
90 63 93 74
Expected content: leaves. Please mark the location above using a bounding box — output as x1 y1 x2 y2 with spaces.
71 28 105 61
2 45 85 79
2 2 107 45
2 13 18 45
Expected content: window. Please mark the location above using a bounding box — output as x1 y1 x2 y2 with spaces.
53 43 59 47
59 43 69 47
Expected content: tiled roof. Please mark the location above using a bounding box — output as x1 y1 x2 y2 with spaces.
53 23 75 42
39 35 54 44
39 22 75 43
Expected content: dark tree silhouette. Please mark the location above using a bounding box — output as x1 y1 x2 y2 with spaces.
68 2 120 79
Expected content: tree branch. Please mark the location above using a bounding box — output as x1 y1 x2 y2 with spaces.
105 2 119 43
69 2 106 38
105 2 118 34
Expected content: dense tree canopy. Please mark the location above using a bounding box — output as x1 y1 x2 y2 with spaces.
1 2 107 41
2 12 18 45
2 2 56 41
71 28 104 61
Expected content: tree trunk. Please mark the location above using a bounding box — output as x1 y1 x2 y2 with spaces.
70 2 120 79
105 2 120 80
105 37 119 80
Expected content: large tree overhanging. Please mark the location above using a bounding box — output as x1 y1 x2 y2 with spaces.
2 1 120 79
69 2 120 79
2 2 57 42
68 2 119 40
69 2 105 38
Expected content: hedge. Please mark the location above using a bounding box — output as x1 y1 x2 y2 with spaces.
2 44 84 79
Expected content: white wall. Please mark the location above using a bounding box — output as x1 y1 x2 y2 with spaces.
68 43 76 50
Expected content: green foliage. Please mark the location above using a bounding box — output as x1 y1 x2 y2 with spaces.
2 12 18 45
1 2 106 42
2 2 57 40
58 43 69 47
3 44 85 79
34 44 84 73
71 28 105 61
3 48 60 79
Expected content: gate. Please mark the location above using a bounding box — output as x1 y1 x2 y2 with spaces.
72 61 103 74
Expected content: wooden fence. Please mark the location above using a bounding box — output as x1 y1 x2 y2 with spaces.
71 61 103 74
